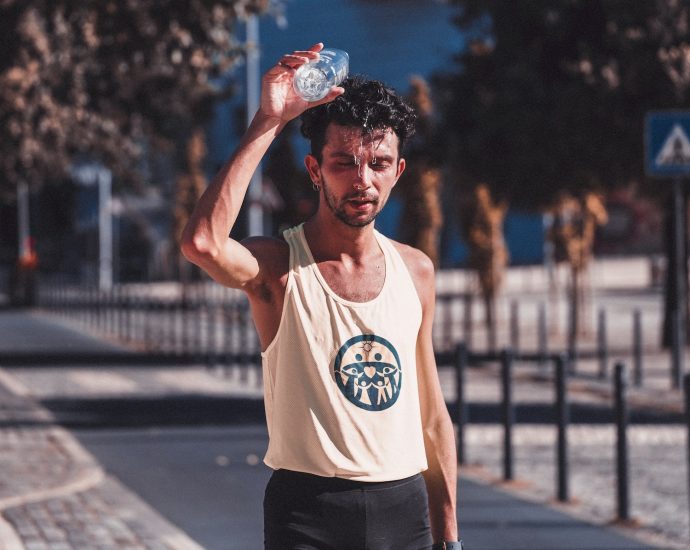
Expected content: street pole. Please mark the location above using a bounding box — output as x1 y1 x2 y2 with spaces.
16 179 31 305
71 160 113 291
17 180 29 260
672 177 687 389
245 14 264 237
98 167 113 291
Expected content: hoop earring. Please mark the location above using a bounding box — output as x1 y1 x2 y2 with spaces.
312 181 320 192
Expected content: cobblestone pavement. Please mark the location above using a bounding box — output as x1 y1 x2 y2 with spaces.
7 356 688 548
0 370 202 549
463 425 688 550
439 355 689 550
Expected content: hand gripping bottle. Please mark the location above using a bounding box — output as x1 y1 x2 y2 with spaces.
293 48 349 102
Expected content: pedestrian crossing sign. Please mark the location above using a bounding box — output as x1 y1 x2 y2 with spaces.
645 111 690 177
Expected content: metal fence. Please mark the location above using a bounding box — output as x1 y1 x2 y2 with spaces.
37 282 660 388
37 282 258 367
450 343 690 527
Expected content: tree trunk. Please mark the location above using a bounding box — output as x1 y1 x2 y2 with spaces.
484 292 497 352
568 264 580 357
172 127 207 283
399 164 443 267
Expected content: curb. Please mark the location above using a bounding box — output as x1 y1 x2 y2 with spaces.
0 367 204 549
0 514 23 550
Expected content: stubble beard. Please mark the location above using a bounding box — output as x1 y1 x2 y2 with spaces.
321 177 385 228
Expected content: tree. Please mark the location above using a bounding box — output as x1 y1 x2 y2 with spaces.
548 191 608 348
0 0 272 283
396 77 444 268
263 120 317 233
438 0 689 203
436 0 690 347
458 183 508 351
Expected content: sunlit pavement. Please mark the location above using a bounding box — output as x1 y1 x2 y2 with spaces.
0 309 673 548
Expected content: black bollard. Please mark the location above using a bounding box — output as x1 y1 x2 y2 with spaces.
510 300 520 353
455 343 469 465
633 309 643 387
567 297 577 374
501 348 515 481
614 362 630 522
463 293 473 350
684 373 690 535
538 302 548 373
555 353 570 502
597 309 608 379
442 296 453 352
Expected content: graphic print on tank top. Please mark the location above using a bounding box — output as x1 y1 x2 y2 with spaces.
333 334 402 411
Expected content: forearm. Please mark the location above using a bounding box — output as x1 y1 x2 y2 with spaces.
181 111 285 251
422 413 459 543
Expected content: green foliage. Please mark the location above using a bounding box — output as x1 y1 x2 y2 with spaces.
436 0 690 210
0 0 269 198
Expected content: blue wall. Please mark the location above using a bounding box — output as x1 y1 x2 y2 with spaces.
207 1 545 267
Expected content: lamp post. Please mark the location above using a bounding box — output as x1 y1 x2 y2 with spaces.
245 13 264 237
14 179 35 306
17 180 29 261
71 160 113 290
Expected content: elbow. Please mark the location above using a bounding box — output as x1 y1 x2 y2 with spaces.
180 231 219 265
422 407 453 439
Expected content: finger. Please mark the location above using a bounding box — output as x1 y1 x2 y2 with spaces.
292 50 320 57
275 61 295 72
280 54 311 66
307 42 324 53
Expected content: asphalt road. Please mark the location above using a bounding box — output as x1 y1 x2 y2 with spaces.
74 424 654 550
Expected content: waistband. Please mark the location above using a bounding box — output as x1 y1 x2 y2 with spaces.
271 469 423 491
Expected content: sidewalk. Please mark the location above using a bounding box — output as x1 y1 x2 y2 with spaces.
0 312 203 550
0 309 678 548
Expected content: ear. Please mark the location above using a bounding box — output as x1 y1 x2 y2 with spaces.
304 154 321 184
392 157 406 188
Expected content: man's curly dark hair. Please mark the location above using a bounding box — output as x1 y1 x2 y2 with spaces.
300 76 416 162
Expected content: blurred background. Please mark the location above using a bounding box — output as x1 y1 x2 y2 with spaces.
1 0 676 298
1 1 690 549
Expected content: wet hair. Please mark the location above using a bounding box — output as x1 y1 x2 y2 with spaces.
300 75 416 162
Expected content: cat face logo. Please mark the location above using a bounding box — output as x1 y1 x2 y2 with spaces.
333 334 402 411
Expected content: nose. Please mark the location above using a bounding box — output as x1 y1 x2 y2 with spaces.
354 163 372 189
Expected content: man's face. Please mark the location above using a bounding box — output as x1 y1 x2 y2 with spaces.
305 123 406 228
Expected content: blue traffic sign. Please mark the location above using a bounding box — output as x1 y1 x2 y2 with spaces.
645 111 690 177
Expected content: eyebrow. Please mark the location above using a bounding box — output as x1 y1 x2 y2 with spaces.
330 152 395 162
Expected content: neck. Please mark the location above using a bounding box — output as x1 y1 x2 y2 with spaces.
303 207 379 264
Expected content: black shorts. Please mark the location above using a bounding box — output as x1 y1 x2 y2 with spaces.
263 469 432 550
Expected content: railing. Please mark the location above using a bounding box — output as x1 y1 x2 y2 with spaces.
449 342 689 526
36 282 259 369
33 281 689 531
37 284 659 384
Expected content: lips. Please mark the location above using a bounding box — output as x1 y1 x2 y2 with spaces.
348 200 373 211
348 195 376 204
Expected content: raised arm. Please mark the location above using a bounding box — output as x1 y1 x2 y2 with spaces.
180 43 343 289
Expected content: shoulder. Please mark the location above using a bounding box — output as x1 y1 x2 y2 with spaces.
240 236 290 298
388 239 436 306
389 239 435 284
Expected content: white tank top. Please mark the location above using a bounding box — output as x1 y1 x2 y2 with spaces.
260 222 428 481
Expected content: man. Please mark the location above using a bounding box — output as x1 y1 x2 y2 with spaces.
181 43 461 550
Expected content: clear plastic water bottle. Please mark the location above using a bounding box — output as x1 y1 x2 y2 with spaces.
293 48 349 102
